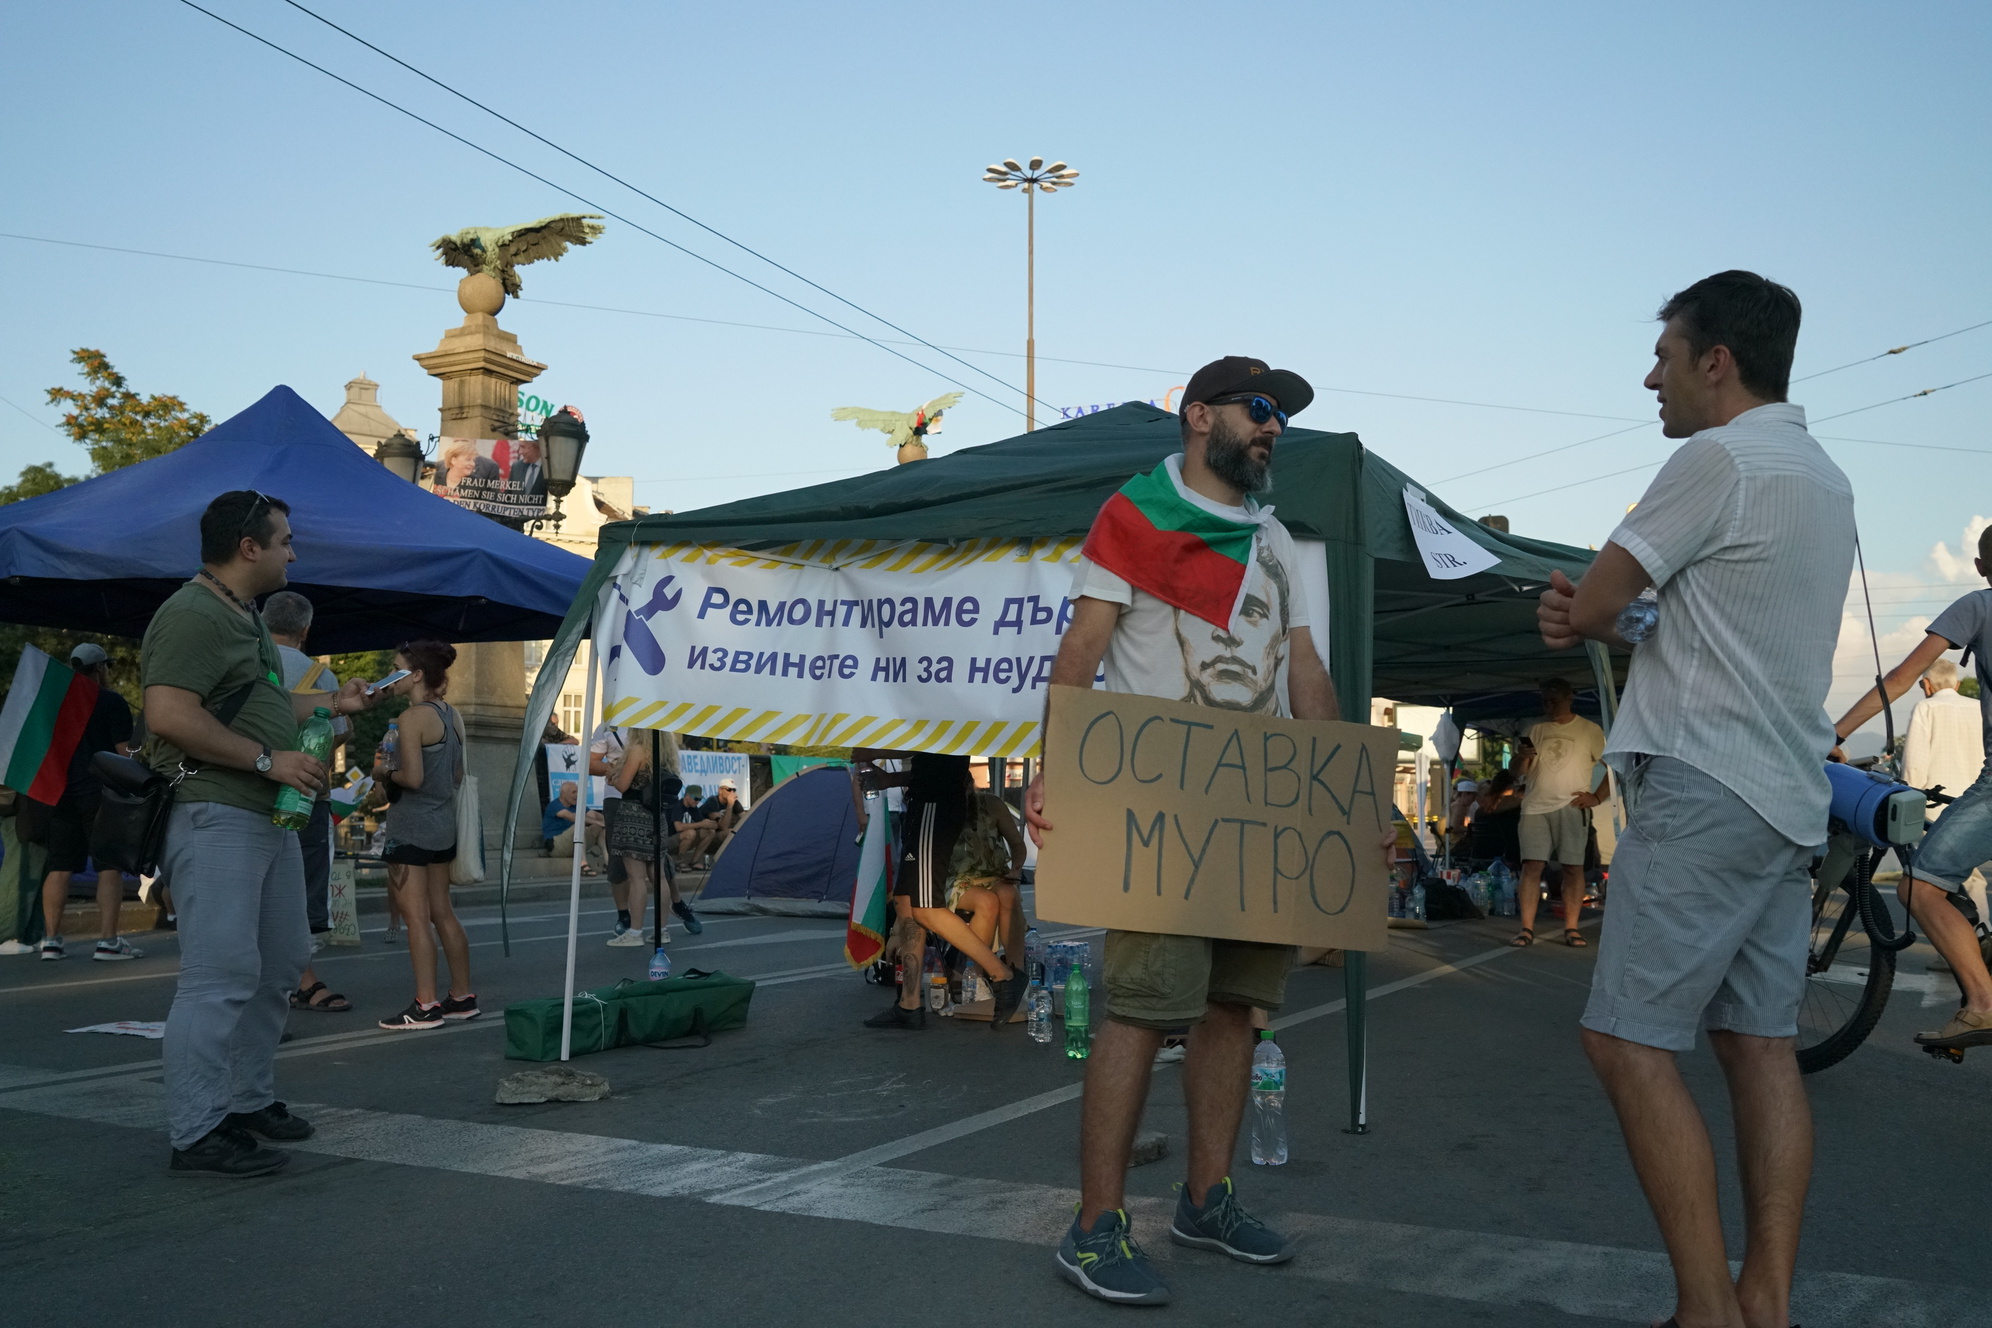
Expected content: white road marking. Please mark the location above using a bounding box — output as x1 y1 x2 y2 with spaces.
1 1075 1970 1328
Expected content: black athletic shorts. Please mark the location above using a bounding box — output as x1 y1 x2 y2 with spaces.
382 840 457 867
45 790 102 874
894 797 965 910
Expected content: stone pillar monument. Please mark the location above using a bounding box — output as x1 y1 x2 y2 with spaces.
414 271 548 852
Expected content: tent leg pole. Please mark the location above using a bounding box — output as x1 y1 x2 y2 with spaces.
652 730 664 955
560 639 599 1063
1342 950 1370 1135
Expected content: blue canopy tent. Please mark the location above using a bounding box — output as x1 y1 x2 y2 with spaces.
0 386 591 650
697 765 862 918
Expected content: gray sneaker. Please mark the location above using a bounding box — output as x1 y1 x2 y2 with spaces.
1055 1207 1170 1305
1168 1177 1294 1264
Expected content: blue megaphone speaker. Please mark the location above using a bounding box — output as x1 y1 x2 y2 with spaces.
1824 761 1927 849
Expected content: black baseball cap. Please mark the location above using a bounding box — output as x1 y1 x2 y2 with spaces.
1180 356 1314 417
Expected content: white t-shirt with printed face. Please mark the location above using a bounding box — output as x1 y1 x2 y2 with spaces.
1520 715 1606 816
1070 457 1311 717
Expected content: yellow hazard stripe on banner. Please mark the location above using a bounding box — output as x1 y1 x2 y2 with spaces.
639 536 1082 573
600 697 1042 757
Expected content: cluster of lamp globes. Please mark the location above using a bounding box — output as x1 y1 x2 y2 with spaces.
982 157 1080 192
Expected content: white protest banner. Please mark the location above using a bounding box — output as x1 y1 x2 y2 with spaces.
1402 485 1500 581
677 750 752 807
543 743 606 808
597 539 1086 756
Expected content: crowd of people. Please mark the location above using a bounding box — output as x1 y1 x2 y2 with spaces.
12 271 1992 1328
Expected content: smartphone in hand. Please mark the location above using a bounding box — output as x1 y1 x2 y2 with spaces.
367 668 413 695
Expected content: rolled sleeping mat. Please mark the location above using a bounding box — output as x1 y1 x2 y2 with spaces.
1824 761 1927 849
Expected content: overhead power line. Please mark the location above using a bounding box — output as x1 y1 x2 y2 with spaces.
277 0 1047 418
0 394 62 434
0 231 1662 425
1793 317 1992 384
172 1 1029 418
1811 370 1992 424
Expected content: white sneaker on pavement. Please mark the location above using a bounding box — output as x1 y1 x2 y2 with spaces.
93 937 144 962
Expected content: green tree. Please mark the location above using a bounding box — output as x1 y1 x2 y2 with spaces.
45 348 210 475
0 351 209 706
326 650 407 771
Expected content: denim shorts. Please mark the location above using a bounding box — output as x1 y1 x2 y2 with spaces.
1581 756 1814 1052
1908 763 1992 925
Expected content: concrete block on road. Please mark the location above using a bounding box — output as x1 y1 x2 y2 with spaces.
1129 1130 1168 1167
496 1065 611 1105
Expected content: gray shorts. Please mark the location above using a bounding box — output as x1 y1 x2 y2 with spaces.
1519 805 1588 865
1581 756 1814 1052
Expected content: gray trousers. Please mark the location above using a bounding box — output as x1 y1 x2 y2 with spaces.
162 801 309 1149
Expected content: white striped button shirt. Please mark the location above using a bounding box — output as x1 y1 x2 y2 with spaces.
1604 403 1855 847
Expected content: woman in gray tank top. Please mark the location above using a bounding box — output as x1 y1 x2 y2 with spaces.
374 641 476 1031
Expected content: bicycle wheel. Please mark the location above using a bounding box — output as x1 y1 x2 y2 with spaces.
1796 847 1896 1073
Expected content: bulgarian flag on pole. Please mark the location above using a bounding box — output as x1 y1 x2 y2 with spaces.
0 646 101 804
844 802 895 968
1080 457 1268 629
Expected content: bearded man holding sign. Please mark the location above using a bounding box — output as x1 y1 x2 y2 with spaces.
1027 357 1372 1306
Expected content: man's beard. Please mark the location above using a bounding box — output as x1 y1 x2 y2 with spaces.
1206 415 1272 495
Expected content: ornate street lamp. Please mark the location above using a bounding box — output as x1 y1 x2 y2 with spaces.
981 156 1079 431
535 407 590 531
374 431 425 484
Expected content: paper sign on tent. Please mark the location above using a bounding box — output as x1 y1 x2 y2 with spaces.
1033 685 1398 952
1403 485 1501 581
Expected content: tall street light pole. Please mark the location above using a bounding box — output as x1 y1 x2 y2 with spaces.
983 157 1078 431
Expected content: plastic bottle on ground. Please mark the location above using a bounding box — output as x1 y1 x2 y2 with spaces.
1026 979 1053 1044
1063 966 1091 1059
273 707 336 831
1250 1031 1288 1165
648 946 671 982
1024 926 1044 984
1409 881 1427 922
927 949 950 1015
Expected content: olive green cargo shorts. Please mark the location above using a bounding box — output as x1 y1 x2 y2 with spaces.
1102 930 1295 1030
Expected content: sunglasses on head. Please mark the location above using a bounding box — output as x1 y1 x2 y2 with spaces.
238 490 274 542
1206 394 1287 430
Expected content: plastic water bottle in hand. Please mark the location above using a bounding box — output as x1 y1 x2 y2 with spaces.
1615 588 1660 643
381 719 399 772
1250 1032 1288 1166
1026 980 1053 1044
1063 966 1091 1059
273 708 336 831
648 946 671 982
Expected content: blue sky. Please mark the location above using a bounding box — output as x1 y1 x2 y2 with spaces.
4 1 1988 728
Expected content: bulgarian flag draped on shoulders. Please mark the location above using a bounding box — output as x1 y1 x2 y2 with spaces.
0 646 101 804
1081 454 1275 629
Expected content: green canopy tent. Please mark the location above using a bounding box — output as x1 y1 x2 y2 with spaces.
505 403 1621 1112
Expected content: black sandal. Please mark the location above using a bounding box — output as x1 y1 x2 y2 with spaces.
1509 928 1535 947
290 981 352 1012
1564 929 1588 947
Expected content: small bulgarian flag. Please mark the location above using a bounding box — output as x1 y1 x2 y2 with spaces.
0 646 101 804
1081 459 1266 629
844 803 895 968
329 774 373 824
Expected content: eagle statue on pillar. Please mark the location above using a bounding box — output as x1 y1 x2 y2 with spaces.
430 213 606 296
830 392 963 463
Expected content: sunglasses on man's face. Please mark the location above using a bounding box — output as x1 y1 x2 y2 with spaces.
1207 394 1287 430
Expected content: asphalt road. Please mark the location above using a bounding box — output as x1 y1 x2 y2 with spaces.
2 886 1986 1327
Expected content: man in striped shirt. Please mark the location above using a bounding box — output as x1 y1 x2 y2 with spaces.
1539 272 1851 1328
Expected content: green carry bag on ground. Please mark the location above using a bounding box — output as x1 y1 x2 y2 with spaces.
504 969 756 1061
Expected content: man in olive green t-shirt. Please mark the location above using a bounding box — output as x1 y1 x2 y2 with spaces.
142 490 374 1178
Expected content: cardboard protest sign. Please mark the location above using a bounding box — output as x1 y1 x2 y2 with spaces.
1034 685 1398 951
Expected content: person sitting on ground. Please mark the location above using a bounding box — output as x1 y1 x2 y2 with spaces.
543 780 605 875
947 773 1029 1011
859 750 1023 1031
35 642 141 964
1466 768 1523 867
676 779 747 869
1511 677 1609 949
